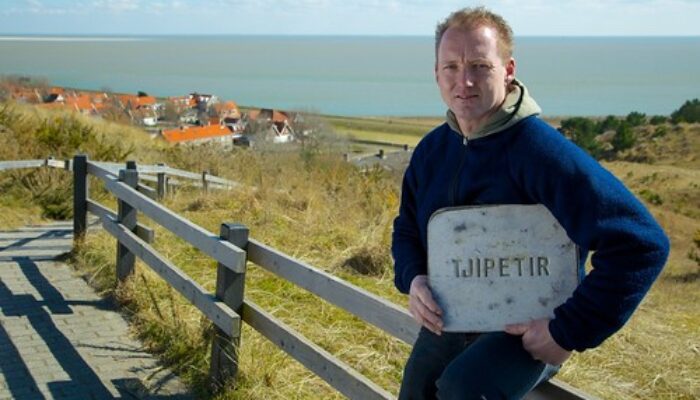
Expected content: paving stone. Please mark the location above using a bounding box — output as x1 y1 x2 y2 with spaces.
0 223 193 399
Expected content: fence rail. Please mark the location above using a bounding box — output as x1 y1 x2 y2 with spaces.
247 239 419 344
0 159 46 170
1 157 238 194
0 156 594 400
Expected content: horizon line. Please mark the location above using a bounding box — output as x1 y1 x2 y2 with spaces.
1 33 699 39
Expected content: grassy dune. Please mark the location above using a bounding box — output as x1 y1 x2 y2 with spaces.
1 102 698 399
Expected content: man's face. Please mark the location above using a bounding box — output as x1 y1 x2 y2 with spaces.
435 25 515 132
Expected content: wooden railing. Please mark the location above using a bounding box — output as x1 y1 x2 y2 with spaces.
0 156 594 400
1 157 239 199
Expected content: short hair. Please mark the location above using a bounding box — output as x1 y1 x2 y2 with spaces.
435 6 514 62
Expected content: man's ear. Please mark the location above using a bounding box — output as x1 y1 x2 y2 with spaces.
505 57 516 84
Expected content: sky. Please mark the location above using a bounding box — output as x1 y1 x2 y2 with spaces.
1 0 699 36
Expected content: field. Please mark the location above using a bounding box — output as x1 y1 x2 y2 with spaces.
1 101 698 399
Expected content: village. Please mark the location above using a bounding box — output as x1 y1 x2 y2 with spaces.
1 77 417 175
0 78 307 147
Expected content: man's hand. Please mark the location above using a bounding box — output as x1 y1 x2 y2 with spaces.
408 275 443 335
505 319 571 365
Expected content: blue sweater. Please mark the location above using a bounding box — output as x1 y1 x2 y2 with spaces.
392 116 670 352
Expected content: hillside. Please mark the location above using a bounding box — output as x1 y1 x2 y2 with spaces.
1 101 698 399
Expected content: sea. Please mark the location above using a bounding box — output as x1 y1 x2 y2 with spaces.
0 35 698 117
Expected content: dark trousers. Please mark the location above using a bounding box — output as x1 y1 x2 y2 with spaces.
398 328 559 400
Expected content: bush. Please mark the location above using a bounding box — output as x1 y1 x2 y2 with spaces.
560 117 602 158
596 115 620 133
649 115 668 125
612 122 636 152
638 189 663 205
671 98 700 123
653 126 668 138
689 230 700 269
625 111 647 127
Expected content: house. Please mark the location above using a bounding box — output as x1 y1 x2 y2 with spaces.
68 93 99 115
213 101 244 133
6 86 43 103
247 108 295 143
167 95 196 113
39 90 108 115
44 87 66 103
131 107 159 127
116 93 157 110
161 122 234 145
190 93 219 107
179 108 201 125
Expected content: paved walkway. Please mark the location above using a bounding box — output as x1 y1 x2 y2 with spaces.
0 222 194 400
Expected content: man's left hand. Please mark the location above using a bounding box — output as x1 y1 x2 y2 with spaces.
504 319 572 365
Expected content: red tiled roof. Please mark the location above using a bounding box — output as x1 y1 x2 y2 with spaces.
136 96 156 107
117 94 156 109
248 108 289 123
9 87 42 103
161 124 232 143
271 110 289 123
214 101 241 118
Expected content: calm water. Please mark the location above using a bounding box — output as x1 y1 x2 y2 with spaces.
1 35 698 117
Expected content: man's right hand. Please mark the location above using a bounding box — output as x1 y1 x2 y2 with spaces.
408 275 444 335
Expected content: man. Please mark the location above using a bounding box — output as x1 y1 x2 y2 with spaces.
392 7 669 400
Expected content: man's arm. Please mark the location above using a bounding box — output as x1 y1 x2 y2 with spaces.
508 121 670 352
392 155 428 294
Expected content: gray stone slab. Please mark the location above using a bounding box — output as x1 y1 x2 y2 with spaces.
428 205 579 332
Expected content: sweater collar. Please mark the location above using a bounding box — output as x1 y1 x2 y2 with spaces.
446 78 542 140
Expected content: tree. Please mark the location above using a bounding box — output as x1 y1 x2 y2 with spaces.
625 111 646 127
560 117 602 158
671 98 700 123
649 115 668 125
161 100 180 122
612 122 636 152
596 115 619 133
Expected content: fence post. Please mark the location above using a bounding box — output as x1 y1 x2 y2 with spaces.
157 163 167 200
202 170 209 193
116 161 139 282
210 223 248 389
73 154 88 245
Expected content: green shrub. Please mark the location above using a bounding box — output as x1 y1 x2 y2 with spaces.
638 189 663 205
653 126 668 138
596 115 620 133
612 122 636 152
649 115 668 125
625 111 647 127
560 117 602 158
671 98 700 123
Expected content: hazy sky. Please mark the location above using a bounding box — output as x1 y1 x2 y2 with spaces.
2 0 699 36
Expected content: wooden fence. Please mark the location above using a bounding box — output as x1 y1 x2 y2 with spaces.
0 156 594 400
